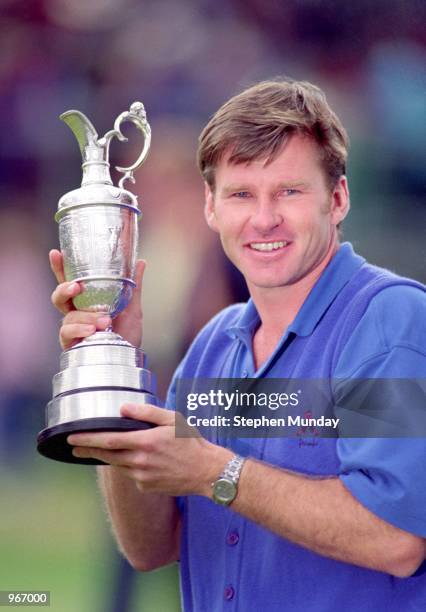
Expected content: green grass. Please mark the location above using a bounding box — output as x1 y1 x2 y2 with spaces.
0 457 181 612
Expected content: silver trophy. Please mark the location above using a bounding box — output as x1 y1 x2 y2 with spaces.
37 102 157 465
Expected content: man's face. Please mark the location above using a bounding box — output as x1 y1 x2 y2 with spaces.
204 134 349 295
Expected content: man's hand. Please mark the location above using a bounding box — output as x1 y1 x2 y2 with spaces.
67 403 232 497
49 249 145 349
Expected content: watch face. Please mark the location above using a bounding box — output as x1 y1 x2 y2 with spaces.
213 478 236 505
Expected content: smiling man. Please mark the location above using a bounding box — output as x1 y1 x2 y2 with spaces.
203 133 349 368
51 79 426 611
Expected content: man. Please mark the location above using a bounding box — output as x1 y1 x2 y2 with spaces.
50 79 426 611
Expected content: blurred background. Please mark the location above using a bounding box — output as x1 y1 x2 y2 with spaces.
0 0 425 610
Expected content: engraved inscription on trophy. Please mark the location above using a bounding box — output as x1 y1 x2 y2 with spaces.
37 102 158 465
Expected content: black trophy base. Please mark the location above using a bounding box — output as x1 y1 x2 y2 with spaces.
37 417 155 465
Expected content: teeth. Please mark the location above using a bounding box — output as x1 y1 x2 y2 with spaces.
250 241 287 252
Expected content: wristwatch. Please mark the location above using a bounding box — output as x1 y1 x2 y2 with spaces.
212 454 246 506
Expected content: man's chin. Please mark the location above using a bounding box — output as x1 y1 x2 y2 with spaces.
246 276 294 291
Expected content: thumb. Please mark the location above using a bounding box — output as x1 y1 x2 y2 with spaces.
121 402 175 426
49 249 65 284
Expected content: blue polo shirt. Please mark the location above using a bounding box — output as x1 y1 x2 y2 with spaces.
166 243 426 612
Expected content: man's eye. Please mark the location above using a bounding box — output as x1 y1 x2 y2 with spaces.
281 189 299 197
232 191 251 198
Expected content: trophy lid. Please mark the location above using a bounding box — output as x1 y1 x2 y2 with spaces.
56 102 151 220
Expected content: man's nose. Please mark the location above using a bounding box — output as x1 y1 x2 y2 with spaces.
250 198 283 233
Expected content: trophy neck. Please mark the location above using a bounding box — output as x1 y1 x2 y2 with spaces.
73 330 134 349
81 159 113 186
81 139 112 186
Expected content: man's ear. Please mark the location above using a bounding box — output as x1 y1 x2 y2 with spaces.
204 183 219 232
330 175 350 226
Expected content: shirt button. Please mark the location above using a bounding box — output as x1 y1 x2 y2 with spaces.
224 585 235 601
226 530 239 546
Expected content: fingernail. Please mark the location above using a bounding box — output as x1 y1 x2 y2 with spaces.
67 283 78 295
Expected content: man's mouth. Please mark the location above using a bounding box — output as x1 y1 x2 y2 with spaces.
249 241 289 252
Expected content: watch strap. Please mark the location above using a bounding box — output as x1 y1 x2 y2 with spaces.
220 454 246 483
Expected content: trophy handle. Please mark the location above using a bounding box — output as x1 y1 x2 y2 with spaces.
99 101 152 189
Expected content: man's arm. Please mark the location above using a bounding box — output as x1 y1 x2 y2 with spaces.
69 403 426 579
97 466 181 571
49 250 181 572
210 457 426 578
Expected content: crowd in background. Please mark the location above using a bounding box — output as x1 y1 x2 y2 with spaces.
0 2 425 610
0 0 425 489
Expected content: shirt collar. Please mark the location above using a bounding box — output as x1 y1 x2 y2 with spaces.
225 242 365 343
225 298 259 345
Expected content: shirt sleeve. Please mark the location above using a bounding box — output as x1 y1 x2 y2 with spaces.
335 285 426 536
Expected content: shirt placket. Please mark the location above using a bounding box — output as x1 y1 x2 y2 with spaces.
220 512 247 611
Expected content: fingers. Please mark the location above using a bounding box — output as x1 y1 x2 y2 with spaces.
60 312 112 350
121 403 175 426
49 250 83 316
51 281 81 315
63 311 112 326
67 429 147 450
50 249 80 316
49 249 65 284
71 446 138 466
60 322 95 350
66 404 174 447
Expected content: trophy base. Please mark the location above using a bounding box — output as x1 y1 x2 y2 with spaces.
37 417 155 465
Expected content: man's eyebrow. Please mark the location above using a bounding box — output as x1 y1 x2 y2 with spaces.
220 181 309 194
276 181 309 189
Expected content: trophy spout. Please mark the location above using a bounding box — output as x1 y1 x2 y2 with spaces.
61 110 112 186
60 111 100 157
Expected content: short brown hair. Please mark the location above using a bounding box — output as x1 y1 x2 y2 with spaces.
197 78 349 191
